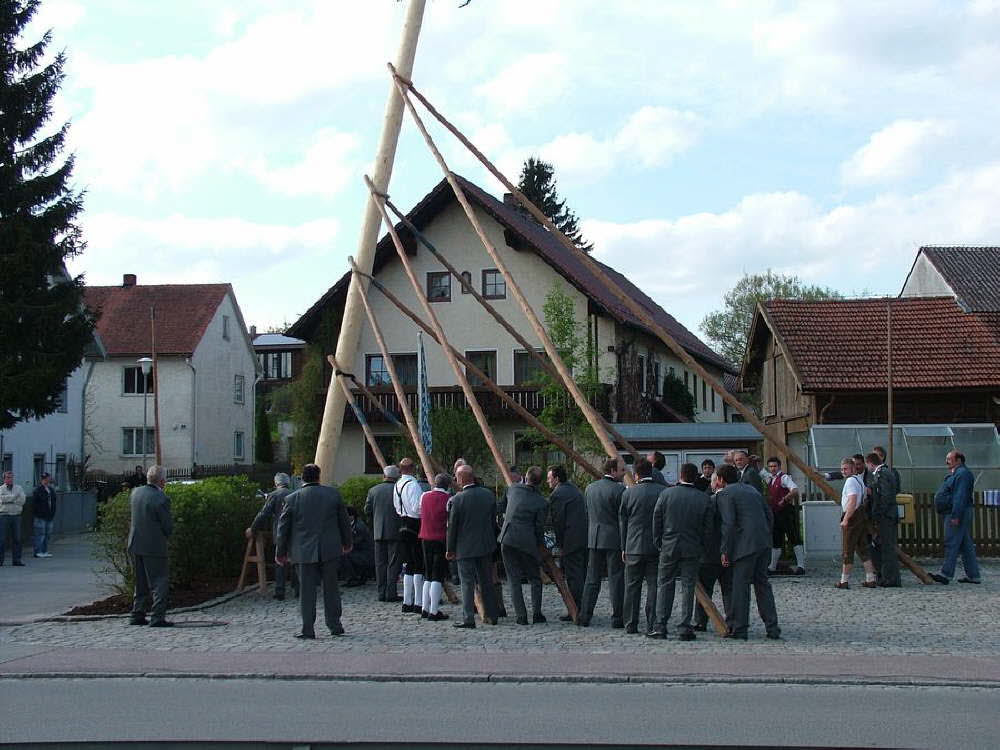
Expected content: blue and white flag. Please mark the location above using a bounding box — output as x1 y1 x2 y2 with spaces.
417 331 433 455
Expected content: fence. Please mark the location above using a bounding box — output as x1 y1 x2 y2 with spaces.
898 492 1000 557
86 462 293 501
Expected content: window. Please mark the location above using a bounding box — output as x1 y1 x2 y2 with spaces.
702 380 707 411
460 270 473 294
366 354 418 387
122 428 155 456
1 453 11 474
653 361 661 398
234 374 245 404
482 269 506 299
669 366 675 377
426 271 451 302
222 315 231 340
33 454 45 485
54 379 68 413
465 350 497 386
234 431 245 459
711 388 716 412
637 355 646 394
123 366 154 395
364 435 397 475
684 371 689 389
55 454 67 490
514 349 546 385
258 351 293 380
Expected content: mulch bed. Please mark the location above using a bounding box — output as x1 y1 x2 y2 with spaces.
63 578 237 616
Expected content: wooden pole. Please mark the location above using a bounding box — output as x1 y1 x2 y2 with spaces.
314 0 427 483
694 581 728 635
354 262 436 483
349 262 601 480
886 297 894 468
150 305 162 466
382 195 642 460
389 70 621 465
365 176 514 488
328 354 387 470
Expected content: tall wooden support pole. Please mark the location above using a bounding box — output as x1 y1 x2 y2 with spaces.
365 176 514 488
390 72 621 464
886 297 894 468
314 0 426 482
382 196 642 459
349 263 601 480
150 306 162 465
354 261 436 483
328 354 387 470
392 75 930 582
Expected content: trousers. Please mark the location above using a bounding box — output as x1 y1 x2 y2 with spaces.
729 549 780 638
560 548 586 611
132 554 170 623
374 539 402 599
581 547 624 624
654 555 699 633
456 555 499 624
297 561 342 636
941 507 981 581
501 545 542 620
693 563 730 628
623 553 658 632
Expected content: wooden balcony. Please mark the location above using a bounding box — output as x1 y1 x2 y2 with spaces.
341 384 612 425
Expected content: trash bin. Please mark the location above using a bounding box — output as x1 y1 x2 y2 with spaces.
896 493 915 524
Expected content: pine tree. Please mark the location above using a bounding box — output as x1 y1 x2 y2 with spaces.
516 156 593 252
0 0 93 429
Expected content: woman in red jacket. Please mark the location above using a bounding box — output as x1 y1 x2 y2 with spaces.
418 473 452 620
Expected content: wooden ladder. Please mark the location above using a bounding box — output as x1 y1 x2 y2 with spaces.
236 532 268 594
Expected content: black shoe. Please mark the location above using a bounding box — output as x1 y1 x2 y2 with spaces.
497 609 508 618
692 623 707 632
515 616 529 625
577 619 590 627
678 631 696 641
453 621 476 629
330 623 345 636
386 595 403 603
878 581 901 587
12 561 25 566
149 620 174 628
129 617 148 626
532 613 547 624
483 617 499 625
930 573 949 585
344 578 365 588
421 609 429 618
611 619 624 629
766 631 783 640
793 567 806 576
273 593 285 601
722 631 748 641
295 632 316 639
625 624 638 634
646 629 666 639
559 614 574 622
958 577 982 584
428 611 450 621
402 603 417 613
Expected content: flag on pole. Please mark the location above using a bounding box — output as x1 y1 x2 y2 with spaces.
417 331 433 456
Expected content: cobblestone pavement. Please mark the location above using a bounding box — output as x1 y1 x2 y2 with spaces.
1 562 996 657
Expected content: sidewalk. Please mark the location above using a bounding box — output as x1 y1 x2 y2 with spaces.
0 533 109 623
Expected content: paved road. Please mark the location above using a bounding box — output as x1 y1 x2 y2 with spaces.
0 678 995 747
0 533 109 623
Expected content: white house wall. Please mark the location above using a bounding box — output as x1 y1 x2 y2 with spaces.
900 253 954 298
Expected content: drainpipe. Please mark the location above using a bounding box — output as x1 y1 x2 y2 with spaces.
79 360 96 480
185 358 197 469
251 375 263 466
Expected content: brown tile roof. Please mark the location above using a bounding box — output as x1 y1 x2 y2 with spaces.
290 176 734 373
919 246 1000 313
84 283 231 357
760 297 1000 391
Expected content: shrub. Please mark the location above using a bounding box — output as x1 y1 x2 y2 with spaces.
338 475 382 515
95 476 260 594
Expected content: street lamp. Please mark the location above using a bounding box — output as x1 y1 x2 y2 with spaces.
137 357 153 471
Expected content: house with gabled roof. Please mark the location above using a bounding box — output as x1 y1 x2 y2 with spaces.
288 175 738 481
901 246 1000 312
83 274 258 474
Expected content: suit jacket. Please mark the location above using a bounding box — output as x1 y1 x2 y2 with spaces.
250 486 291 537
364 480 401 541
650 468 668 486
585 476 625 550
867 464 898 521
738 465 764 493
619 479 661 556
652 483 712 560
275 483 352 564
717 482 772 562
702 493 722 564
498 483 546 560
127 483 173 557
548 481 587 554
447 484 499 559
31 484 57 521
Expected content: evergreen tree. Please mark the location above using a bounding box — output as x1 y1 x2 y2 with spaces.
516 156 593 252
0 0 93 429
254 402 274 463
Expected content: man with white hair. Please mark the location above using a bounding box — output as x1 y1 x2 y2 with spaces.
128 465 174 627
365 464 403 601
247 472 295 600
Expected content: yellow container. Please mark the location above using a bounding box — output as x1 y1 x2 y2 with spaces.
896 493 915 524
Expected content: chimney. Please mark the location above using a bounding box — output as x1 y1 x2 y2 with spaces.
249 325 257 339
503 193 517 206
122 273 137 287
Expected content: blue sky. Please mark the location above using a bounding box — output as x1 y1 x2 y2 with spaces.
36 0 1000 343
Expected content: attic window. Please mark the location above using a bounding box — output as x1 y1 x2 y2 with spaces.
427 272 450 302
460 271 472 294
223 315 231 340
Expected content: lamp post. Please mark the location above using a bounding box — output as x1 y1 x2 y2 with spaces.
137 357 153 471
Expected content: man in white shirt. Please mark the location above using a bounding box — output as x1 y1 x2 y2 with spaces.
765 457 805 575
394 458 425 614
1 471 27 566
836 457 876 589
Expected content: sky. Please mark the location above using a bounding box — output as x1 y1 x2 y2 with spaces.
33 0 1000 347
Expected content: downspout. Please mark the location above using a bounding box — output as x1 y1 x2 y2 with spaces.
251 375 263 466
79 360 96 473
185 358 197 469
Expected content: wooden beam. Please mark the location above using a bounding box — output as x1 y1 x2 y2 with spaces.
328 353 387 470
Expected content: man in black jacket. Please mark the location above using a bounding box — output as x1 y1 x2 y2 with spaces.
498 467 548 625
546 464 587 621
246 472 294 600
31 472 57 558
447 464 501 628
619 458 661 635
579 456 626 628
364 464 402 601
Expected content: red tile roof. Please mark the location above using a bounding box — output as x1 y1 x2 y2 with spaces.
84 283 231 357
761 297 1000 391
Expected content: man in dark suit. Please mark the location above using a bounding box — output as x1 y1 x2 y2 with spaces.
31 472 57 558
716 463 780 640
339 506 374 586
446 465 500 628
579 456 627 628
649 462 712 640
364 464 403 601
276 463 352 639
546 464 587 621
619 457 661 635
866 452 900 587
647 452 668 486
734 450 763 494
127 465 173 627
499 467 548 625
246 472 295 600
692 485 728 632
693 459 714 493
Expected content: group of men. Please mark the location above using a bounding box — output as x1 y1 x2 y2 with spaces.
0 470 60 565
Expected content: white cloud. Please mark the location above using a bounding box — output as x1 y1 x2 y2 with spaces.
243 129 361 198
474 53 569 115
841 119 954 186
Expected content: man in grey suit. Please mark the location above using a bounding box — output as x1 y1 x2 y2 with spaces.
649 462 713 640
546 464 587 621
246 472 295 600
693 487 728 632
715 463 781 641
364 464 403 602
579 456 626 628
619 457 661 635
499 466 548 625
734 450 764 494
127 465 174 627
446 464 500 628
276 463 352 639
